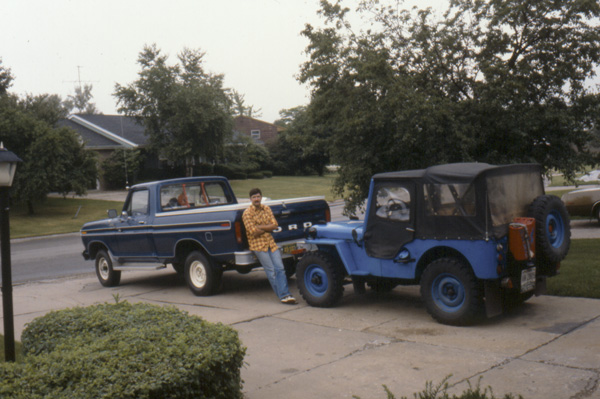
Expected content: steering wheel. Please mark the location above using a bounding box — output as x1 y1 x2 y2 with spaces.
387 198 408 218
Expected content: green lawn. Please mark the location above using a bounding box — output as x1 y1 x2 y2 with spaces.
10 197 121 239
547 238 600 299
229 175 341 202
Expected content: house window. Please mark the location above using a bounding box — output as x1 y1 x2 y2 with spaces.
251 129 261 139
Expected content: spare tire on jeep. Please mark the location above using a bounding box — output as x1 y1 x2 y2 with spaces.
528 195 571 264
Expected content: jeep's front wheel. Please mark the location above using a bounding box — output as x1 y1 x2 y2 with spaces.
184 251 222 296
95 249 121 287
297 252 344 307
420 258 483 326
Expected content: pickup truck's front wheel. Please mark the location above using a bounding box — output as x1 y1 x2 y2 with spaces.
297 252 344 307
95 249 121 287
184 251 222 296
420 258 483 326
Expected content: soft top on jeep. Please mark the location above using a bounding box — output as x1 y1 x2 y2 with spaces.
370 162 544 243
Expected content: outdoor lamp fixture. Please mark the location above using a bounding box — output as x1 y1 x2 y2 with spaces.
0 142 22 362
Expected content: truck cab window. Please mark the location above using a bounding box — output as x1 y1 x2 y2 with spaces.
128 190 149 216
160 182 232 211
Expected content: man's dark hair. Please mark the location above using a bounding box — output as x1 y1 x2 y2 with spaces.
249 188 262 197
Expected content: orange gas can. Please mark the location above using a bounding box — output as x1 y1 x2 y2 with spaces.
509 217 535 261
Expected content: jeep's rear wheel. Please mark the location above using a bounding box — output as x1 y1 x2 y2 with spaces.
95 249 121 287
528 195 570 263
420 258 483 326
297 252 344 307
184 251 222 296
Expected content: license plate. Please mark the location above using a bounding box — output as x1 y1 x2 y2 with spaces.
520 267 536 293
281 243 297 255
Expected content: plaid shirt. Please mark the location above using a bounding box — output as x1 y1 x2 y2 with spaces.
242 204 278 252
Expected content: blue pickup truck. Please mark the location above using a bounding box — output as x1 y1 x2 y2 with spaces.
81 176 330 296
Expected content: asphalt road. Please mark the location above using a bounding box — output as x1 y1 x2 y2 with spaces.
7 233 92 284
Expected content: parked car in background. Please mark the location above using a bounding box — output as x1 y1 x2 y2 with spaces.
562 186 600 224
578 170 600 182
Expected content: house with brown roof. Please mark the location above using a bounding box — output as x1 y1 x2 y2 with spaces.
233 115 282 145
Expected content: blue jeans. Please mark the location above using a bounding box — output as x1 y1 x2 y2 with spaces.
254 249 291 299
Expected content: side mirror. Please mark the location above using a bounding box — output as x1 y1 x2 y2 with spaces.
107 209 117 218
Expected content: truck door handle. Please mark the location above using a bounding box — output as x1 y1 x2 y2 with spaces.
139 221 146 225
406 227 415 232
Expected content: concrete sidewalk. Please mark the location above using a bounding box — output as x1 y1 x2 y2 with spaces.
4 269 599 399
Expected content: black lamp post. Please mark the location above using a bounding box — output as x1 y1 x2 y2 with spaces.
0 143 22 362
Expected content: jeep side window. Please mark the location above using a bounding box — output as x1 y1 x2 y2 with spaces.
128 190 149 216
425 183 476 216
375 185 411 222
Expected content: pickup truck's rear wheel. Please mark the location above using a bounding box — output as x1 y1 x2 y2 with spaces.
184 251 222 296
297 252 344 307
95 249 121 287
420 258 483 326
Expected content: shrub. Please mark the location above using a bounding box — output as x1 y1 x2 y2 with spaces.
248 171 264 179
1 302 246 399
262 170 273 178
231 171 248 180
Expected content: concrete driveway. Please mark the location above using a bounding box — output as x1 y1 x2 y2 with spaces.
7 269 600 399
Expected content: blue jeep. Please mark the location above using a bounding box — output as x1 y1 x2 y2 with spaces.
297 163 570 325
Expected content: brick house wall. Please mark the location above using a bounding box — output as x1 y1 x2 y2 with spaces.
233 115 281 144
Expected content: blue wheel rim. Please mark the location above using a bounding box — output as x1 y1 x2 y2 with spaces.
546 210 564 248
304 264 329 297
431 273 465 313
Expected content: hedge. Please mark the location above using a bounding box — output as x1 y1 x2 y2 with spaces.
0 302 246 399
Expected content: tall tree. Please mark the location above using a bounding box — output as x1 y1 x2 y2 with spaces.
0 94 97 213
231 89 262 118
300 0 600 213
64 84 99 114
0 58 13 95
272 106 330 176
114 44 233 176
21 93 70 126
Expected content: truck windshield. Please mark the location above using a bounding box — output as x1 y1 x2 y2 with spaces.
487 171 544 227
160 182 232 211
